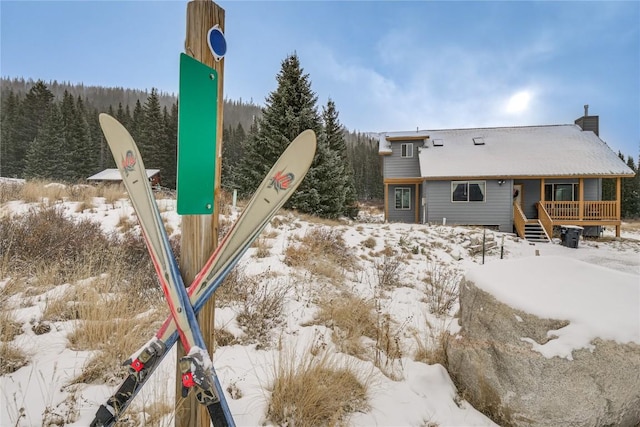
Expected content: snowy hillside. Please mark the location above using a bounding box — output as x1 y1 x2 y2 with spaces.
1 184 639 427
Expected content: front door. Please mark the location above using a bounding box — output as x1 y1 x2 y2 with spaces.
513 184 523 209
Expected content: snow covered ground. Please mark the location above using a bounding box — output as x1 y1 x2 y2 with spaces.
1 193 639 427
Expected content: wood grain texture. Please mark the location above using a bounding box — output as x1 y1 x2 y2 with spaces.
178 1 225 426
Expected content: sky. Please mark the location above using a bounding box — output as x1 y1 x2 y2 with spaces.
1 0 639 159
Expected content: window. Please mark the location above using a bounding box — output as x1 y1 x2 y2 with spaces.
544 183 579 201
395 187 411 210
452 181 486 202
400 143 413 158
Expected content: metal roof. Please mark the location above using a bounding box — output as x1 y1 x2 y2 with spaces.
377 124 634 178
87 168 160 181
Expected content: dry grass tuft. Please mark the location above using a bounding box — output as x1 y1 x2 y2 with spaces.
314 293 377 358
267 347 369 427
414 328 451 367
0 342 29 374
0 310 23 341
253 238 272 258
0 181 24 203
284 227 355 282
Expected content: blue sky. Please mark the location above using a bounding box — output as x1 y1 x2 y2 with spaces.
1 1 638 159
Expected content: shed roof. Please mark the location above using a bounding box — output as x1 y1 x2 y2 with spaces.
376 124 634 178
87 168 160 181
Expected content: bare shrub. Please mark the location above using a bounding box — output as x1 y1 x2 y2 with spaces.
423 262 461 316
267 347 369 427
0 206 112 281
374 254 404 289
235 277 288 348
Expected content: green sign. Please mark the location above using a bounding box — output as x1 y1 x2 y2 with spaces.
177 53 218 215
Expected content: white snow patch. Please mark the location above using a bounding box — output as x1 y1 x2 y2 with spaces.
467 255 640 359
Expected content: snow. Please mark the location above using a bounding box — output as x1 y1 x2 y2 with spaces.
467 256 640 360
1 192 639 426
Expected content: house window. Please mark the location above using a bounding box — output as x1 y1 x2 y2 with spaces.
544 183 579 201
401 143 413 158
452 181 486 202
395 187 411 210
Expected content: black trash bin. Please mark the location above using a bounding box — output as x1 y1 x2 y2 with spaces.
560 226 583 248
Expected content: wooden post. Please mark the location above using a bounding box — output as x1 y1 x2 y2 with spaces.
616 177 621 237
178 2 224 426
579 178 584 220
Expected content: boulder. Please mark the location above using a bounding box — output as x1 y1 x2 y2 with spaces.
447 256 640 427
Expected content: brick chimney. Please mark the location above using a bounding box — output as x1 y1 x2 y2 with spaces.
574 104 599 136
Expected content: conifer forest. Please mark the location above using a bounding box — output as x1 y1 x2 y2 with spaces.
0 54 384 218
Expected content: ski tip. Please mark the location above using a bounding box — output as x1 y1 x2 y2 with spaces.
98 112 118 128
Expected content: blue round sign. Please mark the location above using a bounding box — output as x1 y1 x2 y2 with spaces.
207 25 227 61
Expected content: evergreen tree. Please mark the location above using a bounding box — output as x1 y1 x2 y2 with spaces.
322 99 358 216
234 53 352 217
0 90 22 177
160 103 178 189
221 122 246 191
24 104 67 180
139 88 166 169
14 80 54 177
621 155 640 218
234 54 322 200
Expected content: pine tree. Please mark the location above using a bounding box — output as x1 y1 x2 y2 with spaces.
322 99 358 216
234 53 352 217
160 103 178 189
221 122 246 191
621 155 640 218
234 54 322 199
139 88 166 169
14 80 54 177
0 90 22 177
24 104 67 180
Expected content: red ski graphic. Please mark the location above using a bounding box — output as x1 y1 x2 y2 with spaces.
269 170 295 193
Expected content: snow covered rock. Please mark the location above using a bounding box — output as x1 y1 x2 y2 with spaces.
447 256 640 427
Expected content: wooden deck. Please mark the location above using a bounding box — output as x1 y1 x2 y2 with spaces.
514 201 622 240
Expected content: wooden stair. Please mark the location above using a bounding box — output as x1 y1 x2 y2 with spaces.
524 222 550 243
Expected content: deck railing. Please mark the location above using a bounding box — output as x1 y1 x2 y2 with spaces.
513 202 527 238
541 201 618 221
537 203 554 239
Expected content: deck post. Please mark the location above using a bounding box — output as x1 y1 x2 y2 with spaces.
579 178 584 220
616 177 621 237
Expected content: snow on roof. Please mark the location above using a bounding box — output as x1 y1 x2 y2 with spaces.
466 255 640 360
87 168 160 181
378 125 634 178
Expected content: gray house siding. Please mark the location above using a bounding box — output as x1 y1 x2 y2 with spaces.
388 184 418 222
516 180 542 218
383 142 421 178
424 180 513 231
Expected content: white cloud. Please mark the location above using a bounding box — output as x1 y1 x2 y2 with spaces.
505 90 533 115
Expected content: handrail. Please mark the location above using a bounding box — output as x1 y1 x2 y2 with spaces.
542 201 618 221
537 202 554 240
513 202 527 238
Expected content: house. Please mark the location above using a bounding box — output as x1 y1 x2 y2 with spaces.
87 168 161 186
377 108 635 239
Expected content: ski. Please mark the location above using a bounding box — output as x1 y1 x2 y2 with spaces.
97 113 233 427
91 114 316 427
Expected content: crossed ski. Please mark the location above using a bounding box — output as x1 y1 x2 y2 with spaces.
92 114 316 427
